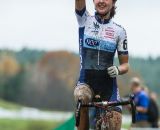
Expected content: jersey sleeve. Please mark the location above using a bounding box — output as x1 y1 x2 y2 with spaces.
75 7 89 27
117 28 128 55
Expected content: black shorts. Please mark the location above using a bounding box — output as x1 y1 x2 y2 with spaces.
78 69 119 101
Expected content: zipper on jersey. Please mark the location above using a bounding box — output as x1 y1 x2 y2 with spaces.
98 46 100 66
97 19 105 67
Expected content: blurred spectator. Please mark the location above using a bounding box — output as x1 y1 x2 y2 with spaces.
130 77 151 128
142 86 159 128
148 92 159 128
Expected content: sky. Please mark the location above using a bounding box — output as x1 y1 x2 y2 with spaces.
0 0 160 57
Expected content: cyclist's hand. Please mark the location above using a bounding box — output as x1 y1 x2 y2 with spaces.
107 66 119 78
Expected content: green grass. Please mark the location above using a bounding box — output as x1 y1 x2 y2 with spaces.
0 119 61 130
122 123 130 129
0 99 22 110
0 99 63 130
0 118 130 130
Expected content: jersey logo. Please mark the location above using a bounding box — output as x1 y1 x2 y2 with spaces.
105 27 115 40
93 22 100 30
85 38 99 47
83 35 116 52
91 22 100 35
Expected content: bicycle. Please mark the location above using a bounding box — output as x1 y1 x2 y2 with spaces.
75 95 136 130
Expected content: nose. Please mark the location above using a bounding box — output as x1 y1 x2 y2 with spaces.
99 0 106 3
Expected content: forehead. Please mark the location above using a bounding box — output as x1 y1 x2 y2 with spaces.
130 83 140 88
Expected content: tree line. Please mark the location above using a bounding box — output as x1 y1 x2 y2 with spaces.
0 48 159 111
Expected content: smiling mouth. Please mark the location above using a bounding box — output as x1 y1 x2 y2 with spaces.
98 3 107 9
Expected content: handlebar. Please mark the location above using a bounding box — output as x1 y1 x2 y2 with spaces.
75 95 136 127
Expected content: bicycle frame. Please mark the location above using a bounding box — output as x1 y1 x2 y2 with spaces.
75 95 136 127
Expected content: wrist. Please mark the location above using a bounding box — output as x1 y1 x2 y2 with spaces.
116 66 121 75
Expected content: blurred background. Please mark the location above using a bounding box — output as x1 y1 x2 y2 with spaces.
0 0 160 130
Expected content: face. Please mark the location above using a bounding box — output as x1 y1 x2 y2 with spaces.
131 86 136 94
131 84 141 94
93 0 114 15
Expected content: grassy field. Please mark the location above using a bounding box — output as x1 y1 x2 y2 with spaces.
0 119 61 130
122 123 130 129
0 119 129 130
0 99 61 130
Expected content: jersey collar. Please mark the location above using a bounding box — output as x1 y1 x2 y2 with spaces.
95 12 110 24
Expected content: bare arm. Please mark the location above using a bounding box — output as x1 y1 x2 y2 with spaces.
126 105 147 114
118 55 129 75
75 0 86 11
136 106 148 113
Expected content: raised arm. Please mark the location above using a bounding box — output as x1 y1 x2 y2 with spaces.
75 0 86 11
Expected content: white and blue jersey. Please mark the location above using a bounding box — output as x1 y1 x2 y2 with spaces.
76 7 128 101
